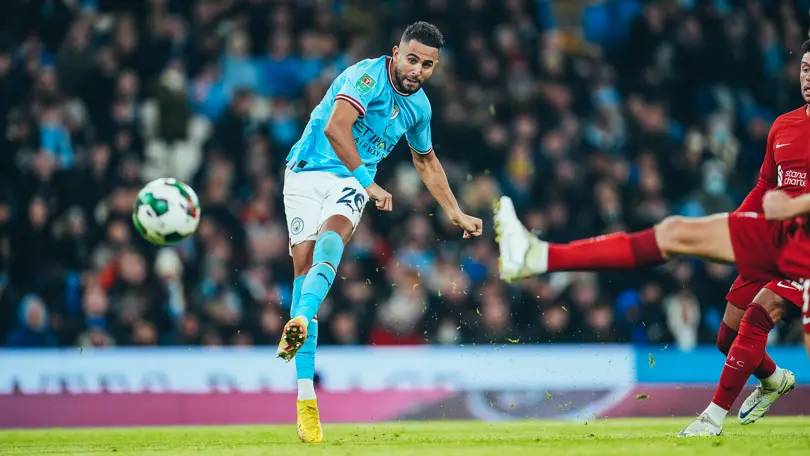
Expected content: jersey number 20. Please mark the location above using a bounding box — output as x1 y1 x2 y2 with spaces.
337 187 366 214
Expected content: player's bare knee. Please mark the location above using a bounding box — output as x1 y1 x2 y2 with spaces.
753 292 787 324
295 264 313 277
752 288 788 320
320 215 354 243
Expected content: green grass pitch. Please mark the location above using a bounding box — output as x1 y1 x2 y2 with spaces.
1 417 809 455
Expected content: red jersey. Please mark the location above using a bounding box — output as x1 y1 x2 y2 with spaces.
735 106 810 214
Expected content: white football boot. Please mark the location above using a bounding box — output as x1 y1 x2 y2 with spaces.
493 196 548 282
677 413 723 437
737 369 796 425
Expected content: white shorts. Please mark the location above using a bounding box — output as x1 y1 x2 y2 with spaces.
283 168 368 253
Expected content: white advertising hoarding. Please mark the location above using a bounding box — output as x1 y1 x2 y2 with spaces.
0 345 635 394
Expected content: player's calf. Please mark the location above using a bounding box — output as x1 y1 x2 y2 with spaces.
278 230 345 361
495 197 664 279
495 199 741 280
295 230 344 321
735 291 795 424
716 320 735 355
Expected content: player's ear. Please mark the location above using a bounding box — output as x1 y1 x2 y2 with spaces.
392 45 399 58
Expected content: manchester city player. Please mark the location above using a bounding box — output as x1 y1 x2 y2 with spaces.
279 22 483 442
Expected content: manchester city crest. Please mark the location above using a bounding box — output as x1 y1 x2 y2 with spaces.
390 103 400 120
291 217 304 235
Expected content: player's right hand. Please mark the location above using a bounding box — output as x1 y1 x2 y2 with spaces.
763 189 798 220
366 183 393 211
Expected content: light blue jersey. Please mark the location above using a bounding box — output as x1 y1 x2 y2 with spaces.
285 56 433 180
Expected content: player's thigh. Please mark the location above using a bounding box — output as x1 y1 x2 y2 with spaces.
283 170 325 252
762 279 804 308
655 213 735 262
726 212 784 282
320 215 354 244
725 275 763 314
776 235 810 286
319 177 369 243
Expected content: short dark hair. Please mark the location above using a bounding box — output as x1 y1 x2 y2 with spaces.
803 39 810 54
401 21 444 49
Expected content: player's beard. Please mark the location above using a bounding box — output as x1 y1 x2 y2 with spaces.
393 64 422 94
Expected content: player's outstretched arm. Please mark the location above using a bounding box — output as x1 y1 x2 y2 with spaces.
411 148 482 238
325 100 392 210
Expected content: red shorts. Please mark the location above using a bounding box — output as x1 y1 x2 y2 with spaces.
726 212 810 333
727 212 810 281
725 276 805 309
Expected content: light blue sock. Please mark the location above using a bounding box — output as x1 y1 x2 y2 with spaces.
290 275 316 382
294 231 343 322
295 318 318 382
290 275 306 318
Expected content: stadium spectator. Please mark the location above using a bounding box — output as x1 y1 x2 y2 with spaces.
0 0 808 349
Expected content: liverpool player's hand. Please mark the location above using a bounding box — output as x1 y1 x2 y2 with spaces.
763 190 797 220
366 183 393 211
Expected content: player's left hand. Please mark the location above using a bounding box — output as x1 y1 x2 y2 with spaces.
451 212 483 238
763 190 797 220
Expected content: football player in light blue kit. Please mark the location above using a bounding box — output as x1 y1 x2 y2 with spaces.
278 22 483 443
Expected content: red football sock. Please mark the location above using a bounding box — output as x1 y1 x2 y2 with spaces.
547 229 665 271
712 303 775 410
716 321 776 379
755 349 777 379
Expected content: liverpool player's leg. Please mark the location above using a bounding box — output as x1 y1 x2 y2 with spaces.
495 196 737 280
731 282 798 425
494 197 787 436
721 282 776 381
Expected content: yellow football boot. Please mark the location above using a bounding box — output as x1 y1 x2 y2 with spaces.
276 316 308 362
296 398 324 443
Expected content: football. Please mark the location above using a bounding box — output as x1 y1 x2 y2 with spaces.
132 178 201 246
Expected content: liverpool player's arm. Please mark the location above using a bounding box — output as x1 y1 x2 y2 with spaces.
736 123 778 213
763 191 810 220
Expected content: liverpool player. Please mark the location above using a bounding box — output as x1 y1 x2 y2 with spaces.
495 41 810 437
712 45 810 425
694 41 810 420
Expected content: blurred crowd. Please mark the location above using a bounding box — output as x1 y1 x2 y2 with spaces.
1 0 809 350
